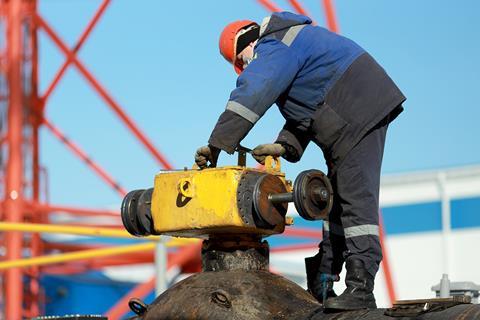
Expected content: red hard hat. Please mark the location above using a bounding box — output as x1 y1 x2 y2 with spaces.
219 20 258 74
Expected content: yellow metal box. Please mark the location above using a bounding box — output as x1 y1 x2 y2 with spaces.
151 162 289 238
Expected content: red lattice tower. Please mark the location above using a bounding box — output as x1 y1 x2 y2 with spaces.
0 1 176 318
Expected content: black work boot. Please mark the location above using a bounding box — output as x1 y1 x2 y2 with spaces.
305 254 338 303
323 258 376 311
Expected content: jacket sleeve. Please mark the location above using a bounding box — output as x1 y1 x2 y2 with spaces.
208 38 302 154
208 110 253 154
275 121 311 162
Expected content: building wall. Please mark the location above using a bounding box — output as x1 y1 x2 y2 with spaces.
377 166 480 304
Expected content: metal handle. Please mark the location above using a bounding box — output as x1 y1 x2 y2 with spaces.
264 156 281 172
178 178 194 198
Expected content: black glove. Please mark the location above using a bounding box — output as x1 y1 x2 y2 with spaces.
195 145 220 169
251 143 286 165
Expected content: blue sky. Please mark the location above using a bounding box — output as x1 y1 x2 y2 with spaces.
37 0 480 208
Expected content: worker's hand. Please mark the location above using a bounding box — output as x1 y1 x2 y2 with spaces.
195 145 220 169
252 143 286 165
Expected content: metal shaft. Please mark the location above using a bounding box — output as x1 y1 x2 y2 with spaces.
312 187 329 203
268 192 293 203
268 186 328 204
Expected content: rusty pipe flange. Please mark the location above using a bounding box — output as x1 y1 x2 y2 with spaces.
136 188 154 236
252 174 288 229
121 188 154 236
202 237 269 272
121 189 144 236
293 169 333 220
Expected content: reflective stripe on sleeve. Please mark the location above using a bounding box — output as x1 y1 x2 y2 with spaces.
344 225 379 238
226 101 260 124
281 24 306 47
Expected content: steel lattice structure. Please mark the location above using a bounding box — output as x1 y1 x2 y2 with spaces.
0 1 396 319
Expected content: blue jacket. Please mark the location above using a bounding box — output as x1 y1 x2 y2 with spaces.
229 12 364 129
209 12 405 168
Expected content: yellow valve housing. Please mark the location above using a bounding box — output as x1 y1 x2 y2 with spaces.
150 158 290 238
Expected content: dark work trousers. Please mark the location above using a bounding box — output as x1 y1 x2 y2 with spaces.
317 115 390 278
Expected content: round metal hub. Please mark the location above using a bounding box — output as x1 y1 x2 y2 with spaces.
121 188 154 236
121 189 145 236
253 174 288 228
293 170 333 220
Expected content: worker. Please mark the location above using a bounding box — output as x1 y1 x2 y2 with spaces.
194 12 405 311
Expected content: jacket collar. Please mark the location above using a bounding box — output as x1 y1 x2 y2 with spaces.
259 12 312 38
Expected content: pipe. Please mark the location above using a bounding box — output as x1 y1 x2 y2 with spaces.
5 0 25 318
0 243 156 270
32 202 120 217
268 192 293 203
256 0 282 12
0 222 198 247
34 14 174 170
29 0 42 315
282 227 322 239
379 211 397 305
0 221 140 239
41 0 111 104
287 0 316 25
42 118 127 197
437 172 452 275
155 239 168 295
322 0 339 33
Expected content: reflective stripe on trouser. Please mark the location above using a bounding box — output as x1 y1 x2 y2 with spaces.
323 222 379 238
318 116 389 278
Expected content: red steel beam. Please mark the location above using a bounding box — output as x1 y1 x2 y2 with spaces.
42 117 127 197
0 201 120 218
322 0 339 33
34 14 174 170
28 0 41 315
44 242 124 252
32 203 120 218
379 210 396 305
256 0 282 12
108 278 155 320
52 223 122 230
105 242 202 320
41 264 90 275
282 226 322 239
41 243 155 269
4 0 25 318
271 243 317 253
287 0 316 24
40 257 160 276
41 0 111 105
